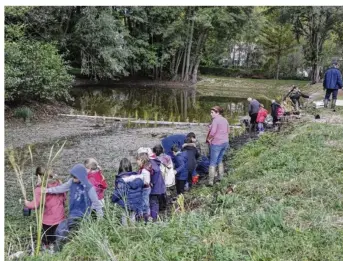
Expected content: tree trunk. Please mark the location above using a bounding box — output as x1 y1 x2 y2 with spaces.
184 14 194 82
173 49 184 80
276 55 280 80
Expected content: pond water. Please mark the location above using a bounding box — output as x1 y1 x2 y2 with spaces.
71 86 271 124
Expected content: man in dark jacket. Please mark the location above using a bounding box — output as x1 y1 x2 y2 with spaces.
247 97 260 131
323 60 343 110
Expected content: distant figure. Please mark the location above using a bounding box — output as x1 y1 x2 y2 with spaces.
270 100 282 125
256 104 268 133
247 97 260 132
323 60 342 111
284 85 309 111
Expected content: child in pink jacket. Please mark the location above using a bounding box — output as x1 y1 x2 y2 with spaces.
25 167 66 247
256 104 268 133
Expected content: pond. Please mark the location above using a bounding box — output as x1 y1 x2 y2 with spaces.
71 85 271 124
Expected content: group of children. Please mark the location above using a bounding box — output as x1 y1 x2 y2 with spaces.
24 132 202 252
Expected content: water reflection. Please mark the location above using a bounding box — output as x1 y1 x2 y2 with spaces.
71 86 271 123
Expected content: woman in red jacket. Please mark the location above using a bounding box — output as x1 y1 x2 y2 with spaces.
256 104 268 133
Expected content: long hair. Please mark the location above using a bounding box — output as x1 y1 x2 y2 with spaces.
118 158 132 173
136 153 152 170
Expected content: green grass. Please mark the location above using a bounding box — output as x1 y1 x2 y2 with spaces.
20 119 343 261
196 75 315 101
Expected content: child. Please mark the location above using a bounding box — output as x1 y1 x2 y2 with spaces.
84 158 108 207
153 144 175 188
182 137 200 190
24 167 66 249
171 144 188 195
122 152 152 222
186 132 202 155
44 164 103 251
112 158 144 225
148 150 166 222
256 104 268 133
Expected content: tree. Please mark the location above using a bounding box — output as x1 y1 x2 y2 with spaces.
5 7 74 103
280 6 343 83
259 21 296 79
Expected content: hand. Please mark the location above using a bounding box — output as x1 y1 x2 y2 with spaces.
173 170 177 175
24 199 30 206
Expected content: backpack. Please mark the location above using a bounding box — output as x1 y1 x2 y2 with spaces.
160 163 175 188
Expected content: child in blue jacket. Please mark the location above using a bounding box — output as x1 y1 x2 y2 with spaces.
171 144 188 195
112 158 144 225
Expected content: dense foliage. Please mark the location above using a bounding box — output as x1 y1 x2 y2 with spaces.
5 7 74 103
4 6 343 103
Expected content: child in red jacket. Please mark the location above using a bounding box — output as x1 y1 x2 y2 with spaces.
256 104 268 133
84 158 108 208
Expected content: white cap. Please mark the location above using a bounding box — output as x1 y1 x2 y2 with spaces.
247 97 252 102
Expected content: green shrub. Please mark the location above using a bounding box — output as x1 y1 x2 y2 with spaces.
13 106 33 121
5 40 74 103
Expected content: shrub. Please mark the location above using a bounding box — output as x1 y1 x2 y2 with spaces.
5 40 74 103
13 106 33 121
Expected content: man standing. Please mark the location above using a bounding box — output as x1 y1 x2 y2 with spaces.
323 60 342 111
247 97 260 131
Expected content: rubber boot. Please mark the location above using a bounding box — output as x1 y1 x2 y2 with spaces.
324 99 329 108
218 162 225 181
332 99 337 111
208 166 216 186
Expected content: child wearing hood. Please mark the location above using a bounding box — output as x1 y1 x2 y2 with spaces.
112 158 144 225
24 167 66 249
44 163 103 251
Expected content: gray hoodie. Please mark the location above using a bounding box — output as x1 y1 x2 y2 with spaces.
46 164 103 218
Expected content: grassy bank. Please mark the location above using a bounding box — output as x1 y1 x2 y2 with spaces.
30 116 343 261
196 75 317 100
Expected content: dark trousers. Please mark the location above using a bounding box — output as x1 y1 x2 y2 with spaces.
42 224 58 245
325 89 339 100
250 113 258 124
158 194 167 211
187 170 193 189
176 180 186 195
149 194 160 221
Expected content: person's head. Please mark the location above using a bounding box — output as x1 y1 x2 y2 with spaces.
259 104 264 108
247 97 252 102
69 164 88 184
118 158 132 174
184 136 193 144
332 60 339 68
137 147 156 159
171 144 180 156
84 158 100 172
186 132 196 142
153 144 164 156
271 99 276 104
35 166 53 180
136 153 150 169
210 105 224 119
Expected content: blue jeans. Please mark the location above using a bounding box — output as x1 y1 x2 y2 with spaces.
325 89 338 100
142 187 151 215
210 142 229 167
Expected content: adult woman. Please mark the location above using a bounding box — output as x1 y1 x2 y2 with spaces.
206 106 229 186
